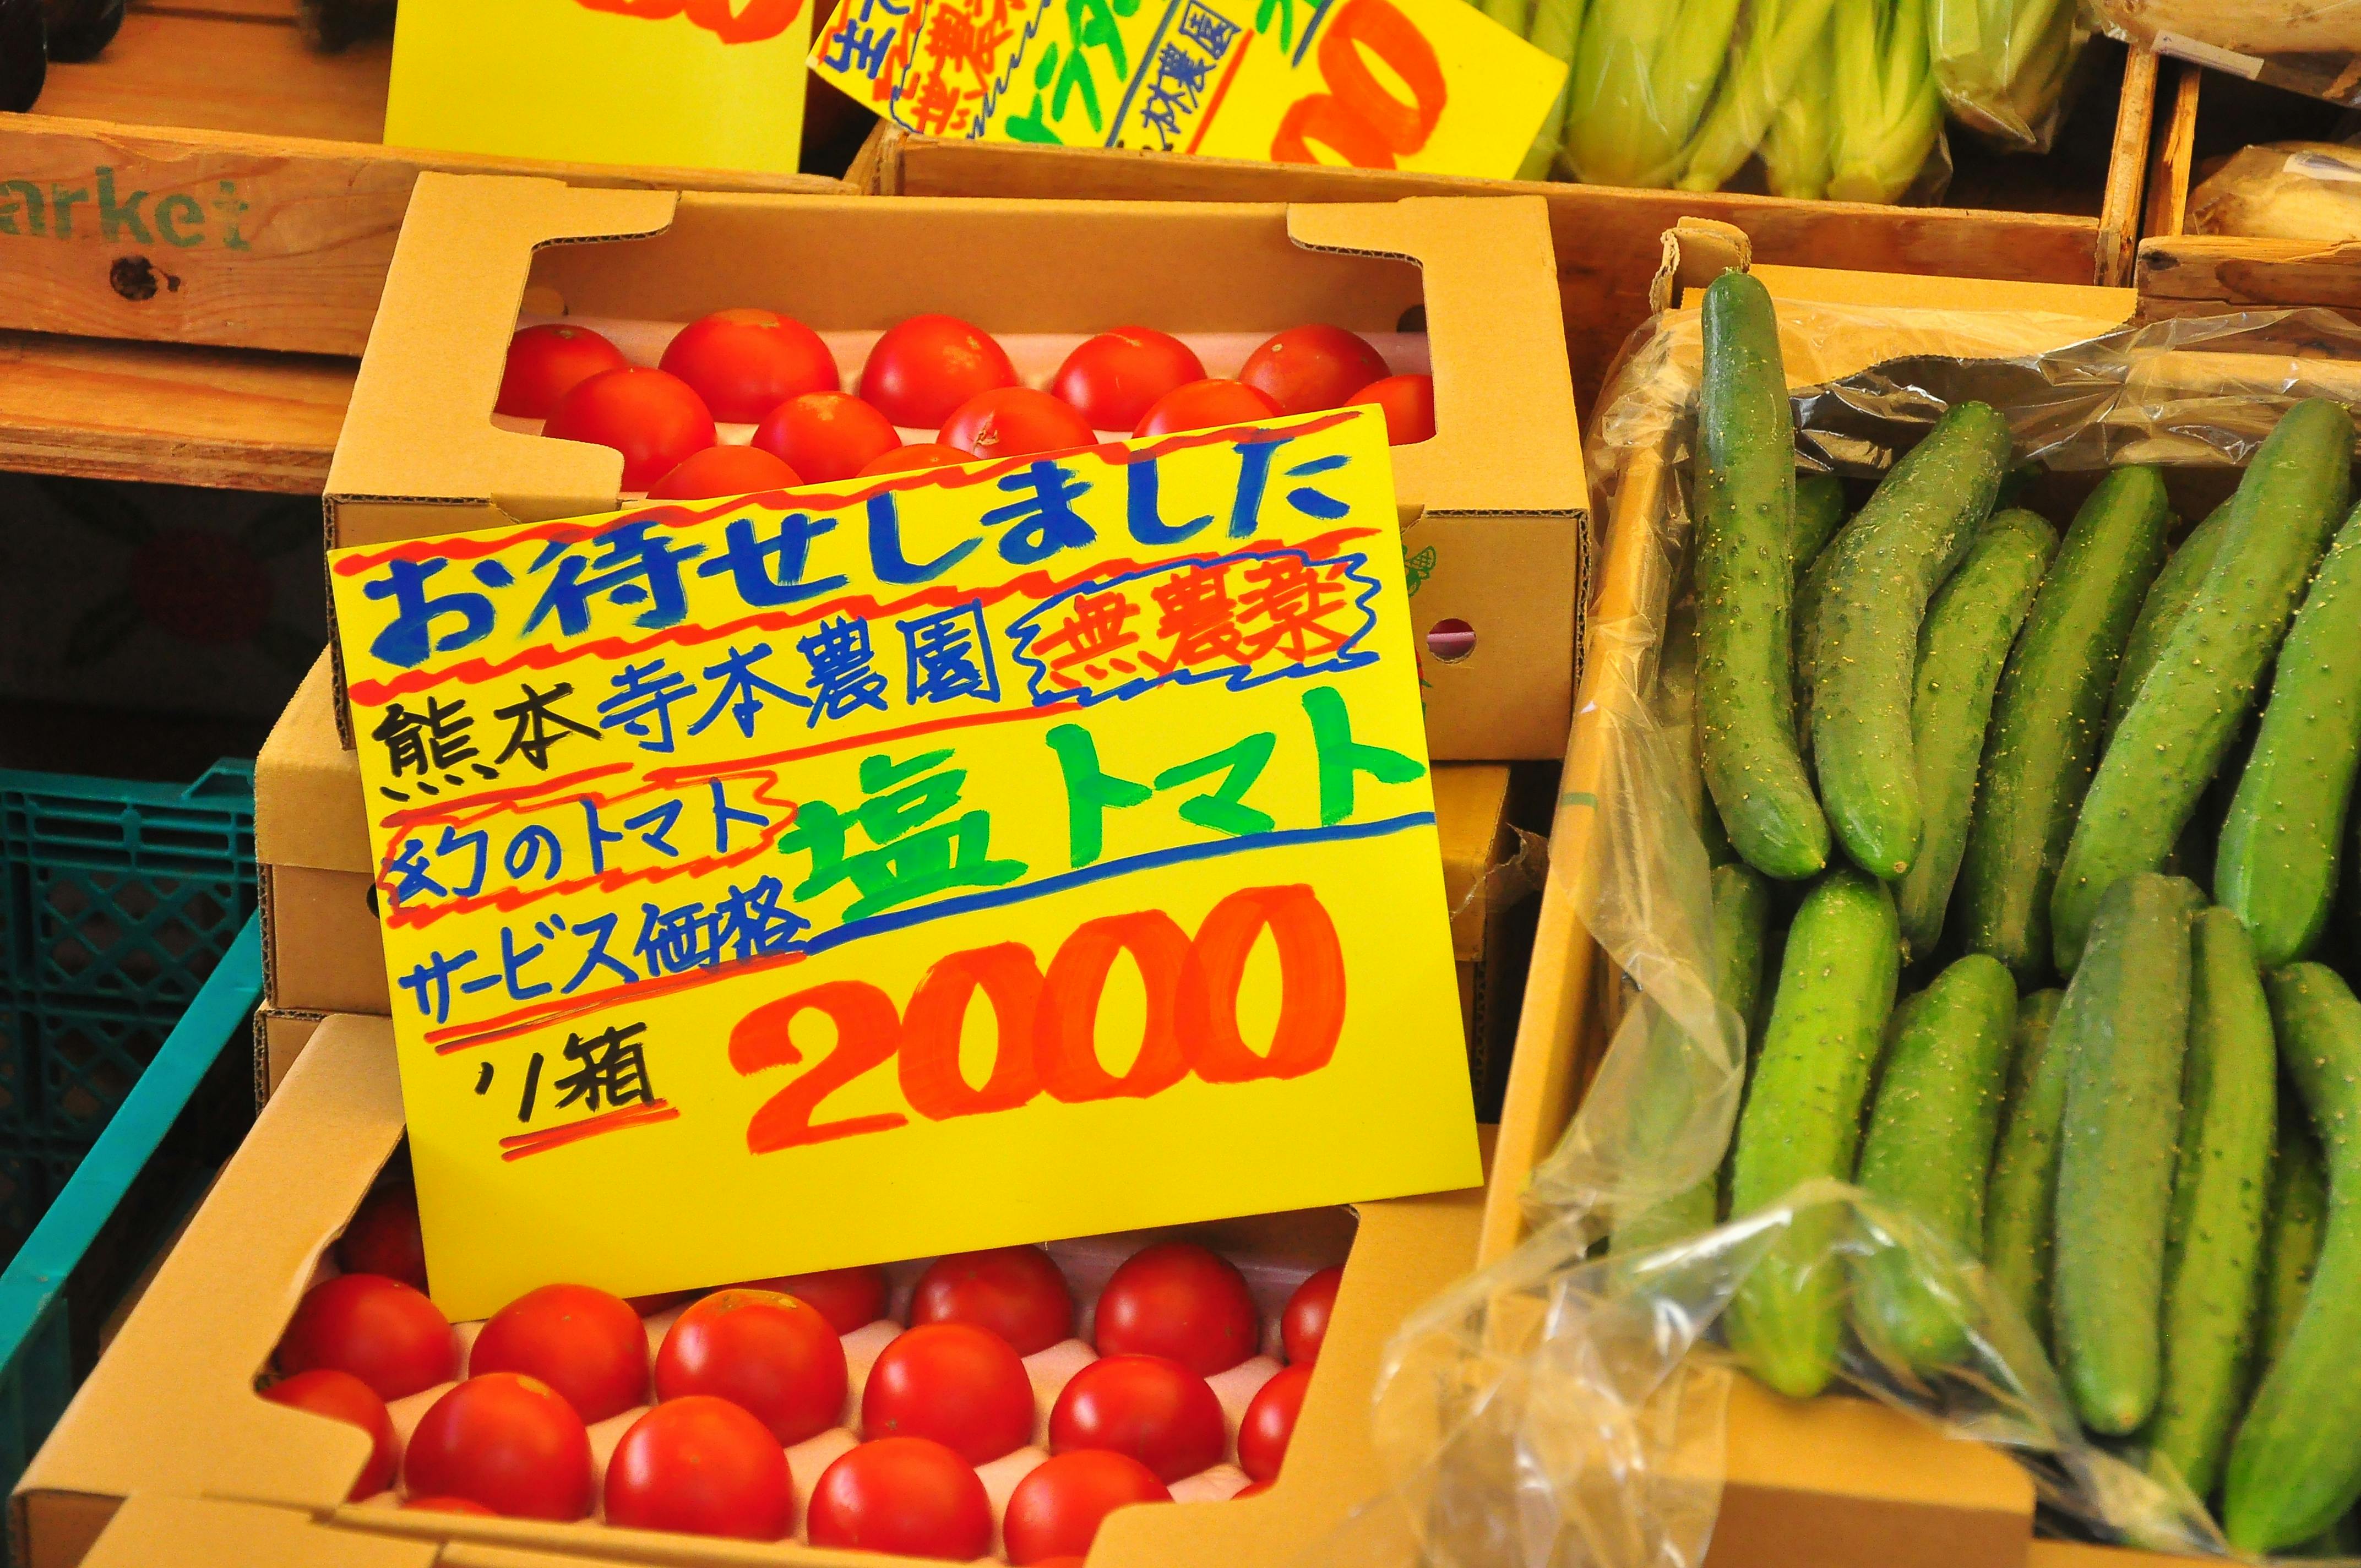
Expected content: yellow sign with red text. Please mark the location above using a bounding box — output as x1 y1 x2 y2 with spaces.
807 0 1564 178
329 411 1478 1319
386 0 811 174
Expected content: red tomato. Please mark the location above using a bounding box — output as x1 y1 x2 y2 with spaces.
1092 1242 1261 1376
1132 379 1282 439
1238 325 1390 415
647 444 803 499
279 1274 456 1401
861 314 1017 429
1048 1354 1223 1482
467 1283 648 1424
262 1369 398 1501
403 1373 594 1521
856 442 970 477
1233 1479 1273 1499
752 391 902 483
910 1246 1074 1355
860 1322 1033 1464
655 1288 848 1446
401 1495 497 1515
604 1396 796 1542
1281 1266 1343 1364
1237 1363 1312 1483
658 308 839 421
938 387 1095 461
1002 1450 1171 1564
543 367 717 490
736 1265 888 1334
806 1436 993 1559
1052 328 1206 432
336 1185 427 1295
1346 373 1436 446
497 324 627 419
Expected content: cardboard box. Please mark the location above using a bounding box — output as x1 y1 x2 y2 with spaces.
254 650 1544 1096
17 1013 1484 1568
322 173 1589 761
1479 225 2146 1568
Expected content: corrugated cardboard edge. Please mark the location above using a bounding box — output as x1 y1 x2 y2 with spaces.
257 652 367 872
252 1008 327 1108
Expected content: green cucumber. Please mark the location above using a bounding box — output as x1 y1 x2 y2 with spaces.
1981 988 2066 1344
2106 502 2232 735
1954 467 2170 984
1792 525 1842 750
1696 271 1829 882
1614 863 1773 1254
1794 472 1846 576
2053 399 2355 973
2260 1110 2327 1376
1850 953 2017 1371
1727 869 1902 1397
1896 510 2057 962
2141 908 2276 1500
2219 501 2361 965
2052 872 2201 1434
1812 402 2014 879
2226 965 2361 1550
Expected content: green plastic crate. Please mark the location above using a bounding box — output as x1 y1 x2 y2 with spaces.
0 917 261 1537
0 763 256 1168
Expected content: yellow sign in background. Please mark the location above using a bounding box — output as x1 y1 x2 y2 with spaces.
386 0 811 174
808 0 1564 178
329 411 1478 1317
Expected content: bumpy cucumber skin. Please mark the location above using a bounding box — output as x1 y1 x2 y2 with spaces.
1954 467 2170 985
2053 873 2202 1435
1696 273 1829 882
1727 870 1902 1397
2226 965 2361 1551
1981 989 2066 1344
2054 399 2355 974
1851 953 2017 1372
1794 472 1847 578
1793 531 1842 752
2141 910 2276 1501
1813 402 2014 880
2106 503 2232 735
2261 1113 2327 1378
1897 510 2057 962
2219 503 2361 966
1614 864 1774 1254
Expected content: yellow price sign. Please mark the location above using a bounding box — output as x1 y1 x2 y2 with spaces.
807 0 1564 178
385 0 811 175
329 411 1479 1318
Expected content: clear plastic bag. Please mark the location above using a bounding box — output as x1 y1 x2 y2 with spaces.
1540 0 1952 203
1928 0 2091 152
1315 296 2361 1568
2188 142 2361 243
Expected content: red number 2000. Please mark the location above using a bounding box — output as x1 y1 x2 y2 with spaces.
727 884 1347 1153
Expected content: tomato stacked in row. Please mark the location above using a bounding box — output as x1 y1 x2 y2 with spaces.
268 1182 1346 1562
498 310 1437 498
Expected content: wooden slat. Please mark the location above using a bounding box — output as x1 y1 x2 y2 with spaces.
2095 45 2159 287
0 115 844 357
2141 234 2361 311
39 12 392 143
2145 62 2203 241
0 330 349 491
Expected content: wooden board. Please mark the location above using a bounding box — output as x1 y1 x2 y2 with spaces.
0 329 349 491
1 9 844 357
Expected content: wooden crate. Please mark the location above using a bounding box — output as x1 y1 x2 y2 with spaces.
2137 61 2361 316
863 43 2161 416
0 0 856 492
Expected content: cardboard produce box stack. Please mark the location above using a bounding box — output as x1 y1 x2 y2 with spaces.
17 173 1586 1568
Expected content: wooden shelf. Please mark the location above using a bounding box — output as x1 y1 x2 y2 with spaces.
0 330 349 492
37 5 393 141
